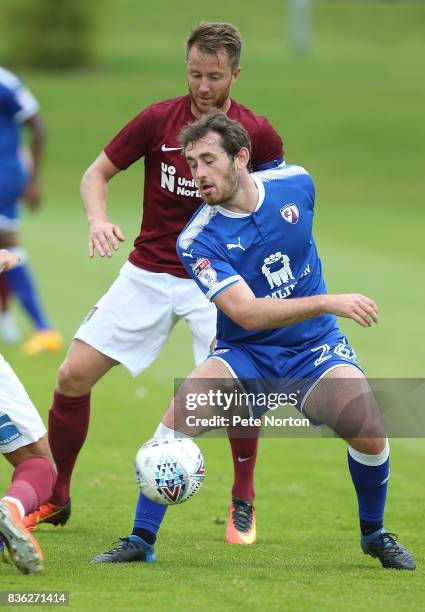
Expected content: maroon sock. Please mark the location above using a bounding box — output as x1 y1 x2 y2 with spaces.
48 390 91 505
227 425 260 503
5 456 57 515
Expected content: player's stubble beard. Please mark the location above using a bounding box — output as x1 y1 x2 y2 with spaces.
189 80 232 117
203 160 240 207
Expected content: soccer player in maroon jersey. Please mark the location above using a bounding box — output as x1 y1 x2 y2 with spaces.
24 22 284 560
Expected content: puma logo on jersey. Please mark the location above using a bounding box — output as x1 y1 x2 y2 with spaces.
226 237 245 251
182 249 194 258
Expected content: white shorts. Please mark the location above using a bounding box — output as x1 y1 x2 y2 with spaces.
74 261 217 376
0 355 46 454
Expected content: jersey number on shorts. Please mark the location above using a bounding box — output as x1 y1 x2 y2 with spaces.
311 342 357 367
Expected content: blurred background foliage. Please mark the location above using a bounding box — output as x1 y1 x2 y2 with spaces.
2 0 99 69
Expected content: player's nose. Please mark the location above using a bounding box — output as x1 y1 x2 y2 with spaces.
198 78 210 93
194 161 208 181
194 165 205 180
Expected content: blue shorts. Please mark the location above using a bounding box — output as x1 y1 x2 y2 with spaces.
0 159 28 231
209 330 363 418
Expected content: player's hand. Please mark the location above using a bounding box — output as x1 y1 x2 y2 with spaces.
23 179 42 210
0 249 21 273
324 294 378 328
88 220 125 258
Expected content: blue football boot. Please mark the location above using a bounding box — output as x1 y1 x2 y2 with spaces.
91 535 156 564
361 528 416 570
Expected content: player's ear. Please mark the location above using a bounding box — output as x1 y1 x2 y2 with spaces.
231 67 241 84
235 147 250 170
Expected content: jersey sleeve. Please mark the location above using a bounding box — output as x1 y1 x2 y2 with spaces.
177 242 242 302
104 105 157 170
0 82 39 123
251 116 284 171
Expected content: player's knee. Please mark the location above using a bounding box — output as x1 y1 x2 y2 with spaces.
352 437 386 456
57 358 92 396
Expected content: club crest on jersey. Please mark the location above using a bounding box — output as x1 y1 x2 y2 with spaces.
280 203 299 224
262 252 294 290
192 258 217 289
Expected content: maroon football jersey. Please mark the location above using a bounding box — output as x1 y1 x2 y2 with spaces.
104 95 283 277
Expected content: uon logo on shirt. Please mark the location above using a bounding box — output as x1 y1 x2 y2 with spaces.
192 258 217 289
280 203 299 224
261 252 294 289
160 162 200 198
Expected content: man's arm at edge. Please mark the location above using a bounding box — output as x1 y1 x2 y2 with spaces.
80 151 125 257
213 279 378 330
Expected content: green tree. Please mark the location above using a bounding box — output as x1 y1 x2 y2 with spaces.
3 0 99 69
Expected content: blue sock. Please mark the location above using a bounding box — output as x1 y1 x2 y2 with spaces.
132 493 167 543
5 249 50 330
347 441 389 536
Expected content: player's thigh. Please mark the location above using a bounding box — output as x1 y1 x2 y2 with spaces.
189 301 217 366
163 358 234 434
172 278 217 365
304 366 385 441
57 339 118 395
74 263 175 377
0 355 46 457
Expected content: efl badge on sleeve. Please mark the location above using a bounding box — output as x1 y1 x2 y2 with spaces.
192 258 217 289
280 203 299 224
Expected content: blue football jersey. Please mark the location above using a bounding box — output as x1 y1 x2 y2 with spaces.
176 164 338 348
0 67 39 160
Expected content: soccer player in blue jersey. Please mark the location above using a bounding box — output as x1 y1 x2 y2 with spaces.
0 67 62 353
0 250 57 574
123 110 414 570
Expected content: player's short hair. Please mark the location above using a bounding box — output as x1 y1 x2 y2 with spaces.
179 109 252 161
186 22 242 71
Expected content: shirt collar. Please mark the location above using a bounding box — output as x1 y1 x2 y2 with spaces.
215 174 265 218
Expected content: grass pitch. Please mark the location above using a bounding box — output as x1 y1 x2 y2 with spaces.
0 1 424 610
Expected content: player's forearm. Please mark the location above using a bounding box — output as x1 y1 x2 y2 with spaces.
27 115 45 179
80 167 110 224
238 293 377 330
241 295 328 330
